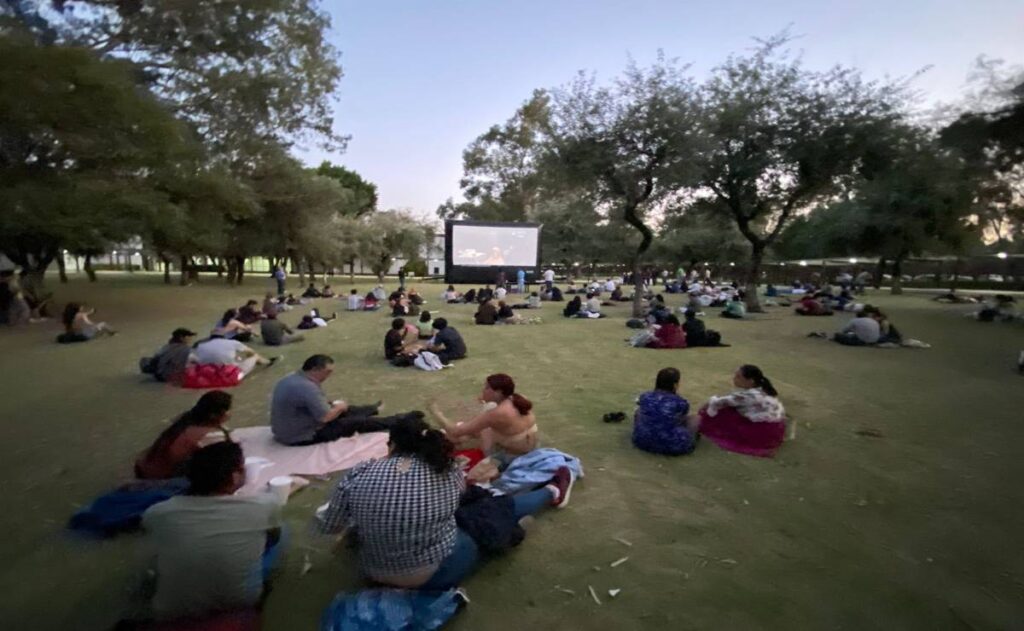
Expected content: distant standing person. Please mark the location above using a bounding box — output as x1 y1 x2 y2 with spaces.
543 267 555 290
273 266 286 295
516 268 526 294
398 266 406 289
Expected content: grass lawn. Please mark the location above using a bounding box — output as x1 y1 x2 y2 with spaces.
1 273 1022 630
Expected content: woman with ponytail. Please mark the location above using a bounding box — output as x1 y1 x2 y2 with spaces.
318 415 574 590
135 391 233 479
698 365 788 458
434 374 538 456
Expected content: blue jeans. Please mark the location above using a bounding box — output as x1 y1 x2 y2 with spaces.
419 488 553 590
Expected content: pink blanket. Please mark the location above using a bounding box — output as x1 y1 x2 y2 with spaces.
230 426 388 495
698 405 786 458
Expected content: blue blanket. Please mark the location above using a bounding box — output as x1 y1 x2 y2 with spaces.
321 589 465 631
490 448 584 495
68 479 189 538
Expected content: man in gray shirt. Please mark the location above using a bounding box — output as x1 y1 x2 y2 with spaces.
833 311 881 346
270 354 422 445
260 312 304 346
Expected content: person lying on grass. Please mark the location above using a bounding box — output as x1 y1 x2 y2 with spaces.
135 391 232 480
318 416 572 590
431 373 538 458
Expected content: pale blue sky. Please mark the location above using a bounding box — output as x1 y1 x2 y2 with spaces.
297 0 1024 218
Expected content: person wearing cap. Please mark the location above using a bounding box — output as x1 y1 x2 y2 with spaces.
144 328 198 385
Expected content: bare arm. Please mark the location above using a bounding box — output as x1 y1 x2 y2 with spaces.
445 406 503 441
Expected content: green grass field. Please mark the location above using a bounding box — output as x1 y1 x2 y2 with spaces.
1 274 1022 630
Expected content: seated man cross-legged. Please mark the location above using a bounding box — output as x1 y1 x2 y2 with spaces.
270 354 422 446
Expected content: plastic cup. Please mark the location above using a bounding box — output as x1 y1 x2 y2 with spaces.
268 475 293 505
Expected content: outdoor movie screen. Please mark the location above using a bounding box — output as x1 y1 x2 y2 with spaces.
450 224 539 267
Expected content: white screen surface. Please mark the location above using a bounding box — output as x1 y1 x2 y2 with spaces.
451 225 539 267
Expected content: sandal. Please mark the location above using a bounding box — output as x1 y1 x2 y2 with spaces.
602 411 626 423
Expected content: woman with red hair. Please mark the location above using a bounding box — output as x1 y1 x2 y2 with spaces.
432 374 538 456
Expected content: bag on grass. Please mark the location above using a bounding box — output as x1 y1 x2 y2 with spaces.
139 356 157 375
414 351 445 371
626 318 646 329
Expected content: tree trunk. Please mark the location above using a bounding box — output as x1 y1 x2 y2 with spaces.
235 256 245 285
179 255 189 286
84 254 97 282
631 257 646 318
290 252 305 286
873 258 886 289
56 255 68 284
348 260 355 283
743 244 765 312
162 257 171 284
890 257 904 295
225 258 237 285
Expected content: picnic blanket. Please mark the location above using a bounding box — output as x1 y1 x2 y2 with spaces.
321 589 465 631
230 426 389 495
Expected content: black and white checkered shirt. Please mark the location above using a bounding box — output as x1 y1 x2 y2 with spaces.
320 456 464 576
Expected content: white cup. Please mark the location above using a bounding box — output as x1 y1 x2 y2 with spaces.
268 476 293 505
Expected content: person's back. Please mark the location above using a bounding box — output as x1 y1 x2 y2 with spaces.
844 316 880 343
347 292 363 311
725 299 746 318
142 491 278 619
416 317 433 338
135 425 214 480
633 389 694 456
586 296 601 314
270 371 325 444
434 325 466 359
475 301 497 325
194 337 244 365
384 328 404 359
651 323 686 349
154 342 193 383
260 318 288 346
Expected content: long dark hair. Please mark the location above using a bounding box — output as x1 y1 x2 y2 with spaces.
486 373 533 415
62 302 81 330
219 308 238 327
655 367 680 392
740 364 778 397
388 416 454 474
145 391 232 463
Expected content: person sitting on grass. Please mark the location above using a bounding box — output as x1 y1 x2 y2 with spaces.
581 292 602 317
795 294 833 316
563 295 582 318
193 334 276 377
831 309 880 346
318 416 573 590
142 327 197 384
302 283 322 299
62 302 116 341
474 299 498 325
237 300 265 325
346 289 364 311
682 310 724 347
646 314 687 349
262 292 283 318
632 367 698 456
363 291 380 311
321 285 335 298
477 285 494 303
270 354 421 446
212 308 255 342
444 285 462 303
869 308 902 345
721 295 746 319
416 311 435 339
135 391 232 480
496 300 522 324
260 311 305 346
408 288 424 306
140 441 283 622
425 318 466 364
385 318 418 363
698 364 787 458
434 373 539 458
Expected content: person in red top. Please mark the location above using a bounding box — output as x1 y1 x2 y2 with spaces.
647 314 687 349
135 391 233 479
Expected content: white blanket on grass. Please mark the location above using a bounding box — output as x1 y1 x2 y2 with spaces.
229 426 388 495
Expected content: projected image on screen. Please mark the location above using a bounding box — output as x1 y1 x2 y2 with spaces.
451 225 539 267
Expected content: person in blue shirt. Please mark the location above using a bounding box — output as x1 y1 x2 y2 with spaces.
632 367 698 456
516 269 526 295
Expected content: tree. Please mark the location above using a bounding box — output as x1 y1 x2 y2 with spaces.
314 161 379 217
530 196 639 274
694 34 905 311
42 0 346 157
940 58 1024 248
784 127 978 293
543 58 704 316
0 31 197 288
358 210 433 282
653 205 748 270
